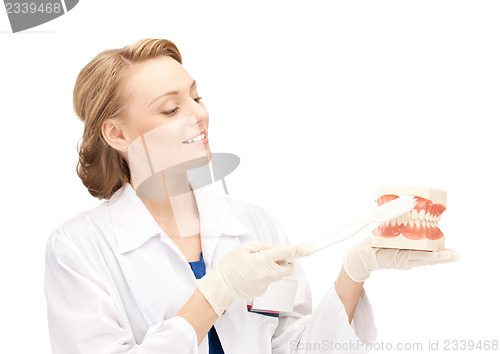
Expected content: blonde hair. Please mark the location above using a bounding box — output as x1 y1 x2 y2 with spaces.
73 38 182 200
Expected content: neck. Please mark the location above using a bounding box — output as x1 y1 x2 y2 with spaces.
132 169 200 238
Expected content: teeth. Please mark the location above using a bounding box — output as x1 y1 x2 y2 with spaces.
382 211 442 229
437 215 441 221
184 132 206 143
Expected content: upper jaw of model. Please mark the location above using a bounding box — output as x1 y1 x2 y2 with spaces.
371 186 447 251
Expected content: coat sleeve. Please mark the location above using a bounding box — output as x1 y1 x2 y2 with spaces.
44 231 199 354
264 213 378 354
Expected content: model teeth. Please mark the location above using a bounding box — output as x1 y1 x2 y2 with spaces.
384 210 442 228
184 132 206 143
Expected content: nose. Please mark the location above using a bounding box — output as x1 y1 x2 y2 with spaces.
188 98 209 130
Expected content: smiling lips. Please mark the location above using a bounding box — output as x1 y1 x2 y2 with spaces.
372 194 446 240
182 130 207 144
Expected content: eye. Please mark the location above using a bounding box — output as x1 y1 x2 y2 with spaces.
161 105 180 116
194 96 203 103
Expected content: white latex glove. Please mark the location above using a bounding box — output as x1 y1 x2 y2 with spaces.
196 241 316 316
343 237 460 282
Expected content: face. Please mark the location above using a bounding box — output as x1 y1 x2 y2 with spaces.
106 55 210 169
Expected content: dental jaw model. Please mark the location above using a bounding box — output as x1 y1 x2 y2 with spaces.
370 186 447 251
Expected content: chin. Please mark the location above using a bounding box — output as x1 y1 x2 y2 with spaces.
205 146 212 162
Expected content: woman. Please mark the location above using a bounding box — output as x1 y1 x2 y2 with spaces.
44 38 458 353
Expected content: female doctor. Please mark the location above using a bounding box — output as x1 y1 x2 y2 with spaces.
44 38 458 354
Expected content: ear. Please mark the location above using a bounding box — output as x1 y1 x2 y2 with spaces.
101 119 128 152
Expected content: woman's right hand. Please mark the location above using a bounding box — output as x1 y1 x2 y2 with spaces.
195 241 316 316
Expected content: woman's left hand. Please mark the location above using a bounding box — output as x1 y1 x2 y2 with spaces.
342 237 460 282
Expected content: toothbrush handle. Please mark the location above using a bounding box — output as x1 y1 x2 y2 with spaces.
285 219 369 263
311 221 369 251
309 219 366 247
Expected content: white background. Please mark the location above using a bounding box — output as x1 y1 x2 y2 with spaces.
1 1 499 353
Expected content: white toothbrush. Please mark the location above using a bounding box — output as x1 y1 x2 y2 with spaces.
287 195 417 262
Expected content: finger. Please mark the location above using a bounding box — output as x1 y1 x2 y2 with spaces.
292 243 317 258
273 261 294 278
296 243 318 257
242 241 276 253
268 243 317 262
435 249 460 263
408 248 460 266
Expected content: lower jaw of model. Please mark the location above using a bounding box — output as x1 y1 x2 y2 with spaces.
370 186 447 251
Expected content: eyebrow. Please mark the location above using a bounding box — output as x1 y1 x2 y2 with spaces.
148 80 197 107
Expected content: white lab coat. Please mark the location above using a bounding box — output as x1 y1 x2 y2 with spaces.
44 182 377 353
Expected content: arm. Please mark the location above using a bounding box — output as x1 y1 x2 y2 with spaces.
45 233 199 353
334 266 364 324
271 260 377 353
176 289 218 345
263 213 377 353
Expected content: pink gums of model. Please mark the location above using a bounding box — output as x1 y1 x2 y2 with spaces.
370 186 447 251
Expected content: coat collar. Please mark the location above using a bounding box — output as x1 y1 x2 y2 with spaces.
106 182 251 254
